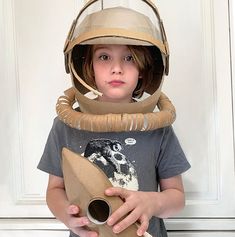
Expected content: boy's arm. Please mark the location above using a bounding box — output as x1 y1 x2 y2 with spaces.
157 174 185 218
46 174 71 225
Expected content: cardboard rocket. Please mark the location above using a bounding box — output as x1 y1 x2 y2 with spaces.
62 147 150 237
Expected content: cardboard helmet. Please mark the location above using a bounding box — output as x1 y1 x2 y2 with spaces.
63 0 170 115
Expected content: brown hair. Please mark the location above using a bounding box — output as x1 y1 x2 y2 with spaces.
81 45 162 98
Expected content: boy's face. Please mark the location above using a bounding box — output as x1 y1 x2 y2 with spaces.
92 44 140 103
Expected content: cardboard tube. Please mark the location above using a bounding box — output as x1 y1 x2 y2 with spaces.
87 198 111 225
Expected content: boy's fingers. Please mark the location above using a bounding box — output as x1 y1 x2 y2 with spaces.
137 217 149 236
105 187 129 199
69 216 90 228
74 228 98 237
67 205 79 214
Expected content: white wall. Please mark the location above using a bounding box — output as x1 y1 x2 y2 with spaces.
0 0 235 236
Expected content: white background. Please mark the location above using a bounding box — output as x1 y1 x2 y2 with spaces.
0 0 235 236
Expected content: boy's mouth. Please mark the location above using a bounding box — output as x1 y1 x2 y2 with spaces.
108 80 125 87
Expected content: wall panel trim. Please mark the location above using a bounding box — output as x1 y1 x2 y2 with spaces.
0 218 235 231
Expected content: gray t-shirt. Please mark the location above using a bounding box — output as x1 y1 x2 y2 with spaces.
38 117 190 237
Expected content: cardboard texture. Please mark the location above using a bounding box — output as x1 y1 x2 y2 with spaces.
62 148 152 237
56 87 176 132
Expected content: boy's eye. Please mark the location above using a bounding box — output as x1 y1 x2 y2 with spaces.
124 55 134 62
99 54 110 61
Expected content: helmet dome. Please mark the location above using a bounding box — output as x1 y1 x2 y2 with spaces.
64 1 169 114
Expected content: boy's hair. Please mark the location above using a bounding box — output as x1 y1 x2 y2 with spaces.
81 45 163 98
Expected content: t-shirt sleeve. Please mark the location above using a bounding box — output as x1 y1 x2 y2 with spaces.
157 126 191 179
37 118 64 177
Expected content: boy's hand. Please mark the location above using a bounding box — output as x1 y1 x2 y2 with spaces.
105 187 155 236
66 205 98 237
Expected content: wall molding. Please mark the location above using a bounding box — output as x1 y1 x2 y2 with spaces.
0 218 235 231
166 218 235 231
230 0 235 139
2 0 45 205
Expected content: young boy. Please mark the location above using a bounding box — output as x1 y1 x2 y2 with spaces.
38 3 190 237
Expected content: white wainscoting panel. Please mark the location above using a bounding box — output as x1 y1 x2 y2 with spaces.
0 0 82 217
1 231 235 237
0 231 68 237
0 0 235 234
158 0 235 219
168 232 235 237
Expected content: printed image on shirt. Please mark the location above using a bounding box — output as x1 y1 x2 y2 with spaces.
84 139 139 190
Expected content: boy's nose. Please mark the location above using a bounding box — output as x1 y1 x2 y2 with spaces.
111 60 123 74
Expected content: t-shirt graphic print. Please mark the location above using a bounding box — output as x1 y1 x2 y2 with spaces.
84 138 139 190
